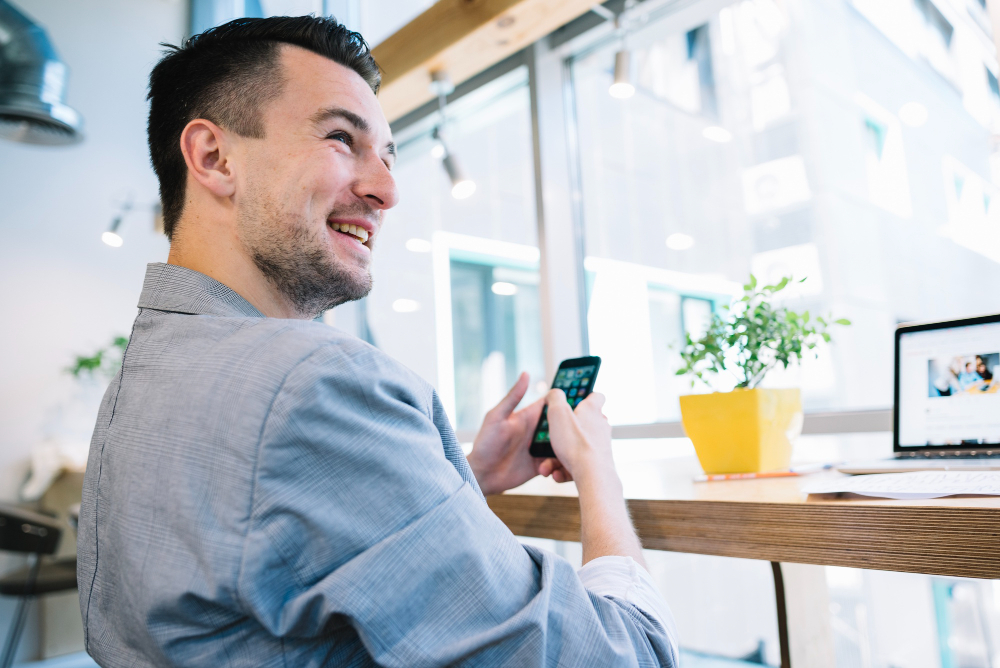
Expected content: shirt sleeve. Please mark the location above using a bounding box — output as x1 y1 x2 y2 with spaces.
578 556 679 652
236 342 678 668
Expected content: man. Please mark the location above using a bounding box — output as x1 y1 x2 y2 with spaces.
78 16 677 667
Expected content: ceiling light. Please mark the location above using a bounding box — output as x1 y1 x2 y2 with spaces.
430 142 445 159
898 101 928 127
392 298 420 313
609 50 635 99
491 281 518 296
0 1 83 145
451 179 476 200
101 208 128 248
405 238 433 253
430 76 477 202
102 231 123 247
702 126 733 143
443 152 476 199
665 233 695 250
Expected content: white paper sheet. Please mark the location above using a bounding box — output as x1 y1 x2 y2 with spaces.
803 471 1000 499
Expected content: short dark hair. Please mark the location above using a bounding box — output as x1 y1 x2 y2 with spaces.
147 16 380 240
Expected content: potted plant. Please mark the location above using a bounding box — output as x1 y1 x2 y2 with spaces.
676 276 849 474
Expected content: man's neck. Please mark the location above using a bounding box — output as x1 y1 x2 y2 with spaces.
166 221 305 320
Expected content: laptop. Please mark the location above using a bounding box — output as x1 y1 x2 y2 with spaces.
838 313 1000 474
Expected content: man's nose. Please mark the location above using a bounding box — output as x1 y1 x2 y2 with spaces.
356 153 399 210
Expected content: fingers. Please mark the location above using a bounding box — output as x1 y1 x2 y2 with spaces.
578 391 606 411
490 372 530 419
536 458 573 483
552 467 573 483
537 458 556 476
545 388 571 417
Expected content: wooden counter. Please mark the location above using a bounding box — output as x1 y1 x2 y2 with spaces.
487 456 1000 579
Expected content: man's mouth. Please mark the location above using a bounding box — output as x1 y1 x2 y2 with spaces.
329 221 370 245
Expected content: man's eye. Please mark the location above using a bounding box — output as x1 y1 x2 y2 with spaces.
328 131 352 147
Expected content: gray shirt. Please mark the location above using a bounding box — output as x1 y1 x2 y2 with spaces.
77 262 678 667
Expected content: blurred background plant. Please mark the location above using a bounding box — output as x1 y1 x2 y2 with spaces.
66 336 128 382
677 276 850 391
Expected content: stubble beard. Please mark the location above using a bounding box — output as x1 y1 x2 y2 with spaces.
238 196 374 319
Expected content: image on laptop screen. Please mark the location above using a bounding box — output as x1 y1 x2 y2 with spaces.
897 320 1000 448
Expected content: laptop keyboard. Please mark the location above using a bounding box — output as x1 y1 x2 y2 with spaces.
898 450 999 459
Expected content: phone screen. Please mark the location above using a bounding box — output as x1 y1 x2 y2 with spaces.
529 356 601 458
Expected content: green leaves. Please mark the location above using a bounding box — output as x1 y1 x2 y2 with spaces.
67 335 129 381
676 275 850 390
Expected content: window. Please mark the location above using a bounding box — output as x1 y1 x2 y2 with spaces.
567 0 1000 418
449 255 544 430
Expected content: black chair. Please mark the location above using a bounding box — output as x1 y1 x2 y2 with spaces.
0 503 75 668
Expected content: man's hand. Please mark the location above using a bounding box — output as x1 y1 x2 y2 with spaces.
545 388 646 568
467 372 572 496
544 389 614 481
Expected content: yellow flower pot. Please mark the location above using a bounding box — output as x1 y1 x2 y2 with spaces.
679 388 803 474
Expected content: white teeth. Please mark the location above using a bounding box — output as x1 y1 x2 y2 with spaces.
329 221 369 244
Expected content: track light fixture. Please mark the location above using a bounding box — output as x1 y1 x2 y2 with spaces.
608 1 636 99
102 217 124 247
432 126 476 200
609 49 634 99
430 71 476 200
102 199 132 248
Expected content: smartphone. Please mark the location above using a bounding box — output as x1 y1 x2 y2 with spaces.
529 356 602 459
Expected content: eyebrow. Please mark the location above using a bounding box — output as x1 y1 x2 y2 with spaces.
311 106 396 156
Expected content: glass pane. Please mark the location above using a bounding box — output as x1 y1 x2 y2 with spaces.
570 0 1000 422
333 68 545 431
827 567 1000 668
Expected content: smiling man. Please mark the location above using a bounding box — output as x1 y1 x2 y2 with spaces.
77 16 677 668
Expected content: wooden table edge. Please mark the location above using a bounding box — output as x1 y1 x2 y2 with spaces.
487 493 1000 580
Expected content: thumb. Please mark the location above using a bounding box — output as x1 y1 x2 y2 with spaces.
490 371 530 419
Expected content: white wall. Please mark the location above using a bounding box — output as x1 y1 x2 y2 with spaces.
0 0 183 505
0 3 182 658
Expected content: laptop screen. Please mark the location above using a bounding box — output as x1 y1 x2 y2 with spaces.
897 318 1000 449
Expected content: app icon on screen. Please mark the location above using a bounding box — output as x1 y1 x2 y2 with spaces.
581 378 589 385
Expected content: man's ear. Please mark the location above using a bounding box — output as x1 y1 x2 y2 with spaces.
179 119 236 198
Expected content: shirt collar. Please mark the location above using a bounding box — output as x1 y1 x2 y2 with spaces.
137 263 265 318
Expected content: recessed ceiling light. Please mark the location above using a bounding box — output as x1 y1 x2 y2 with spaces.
491 281 518 296
405 238 433 253
702 126 733 143
392 298 420 313
665 233 695 250
430 142 446 159
898 102 928 127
